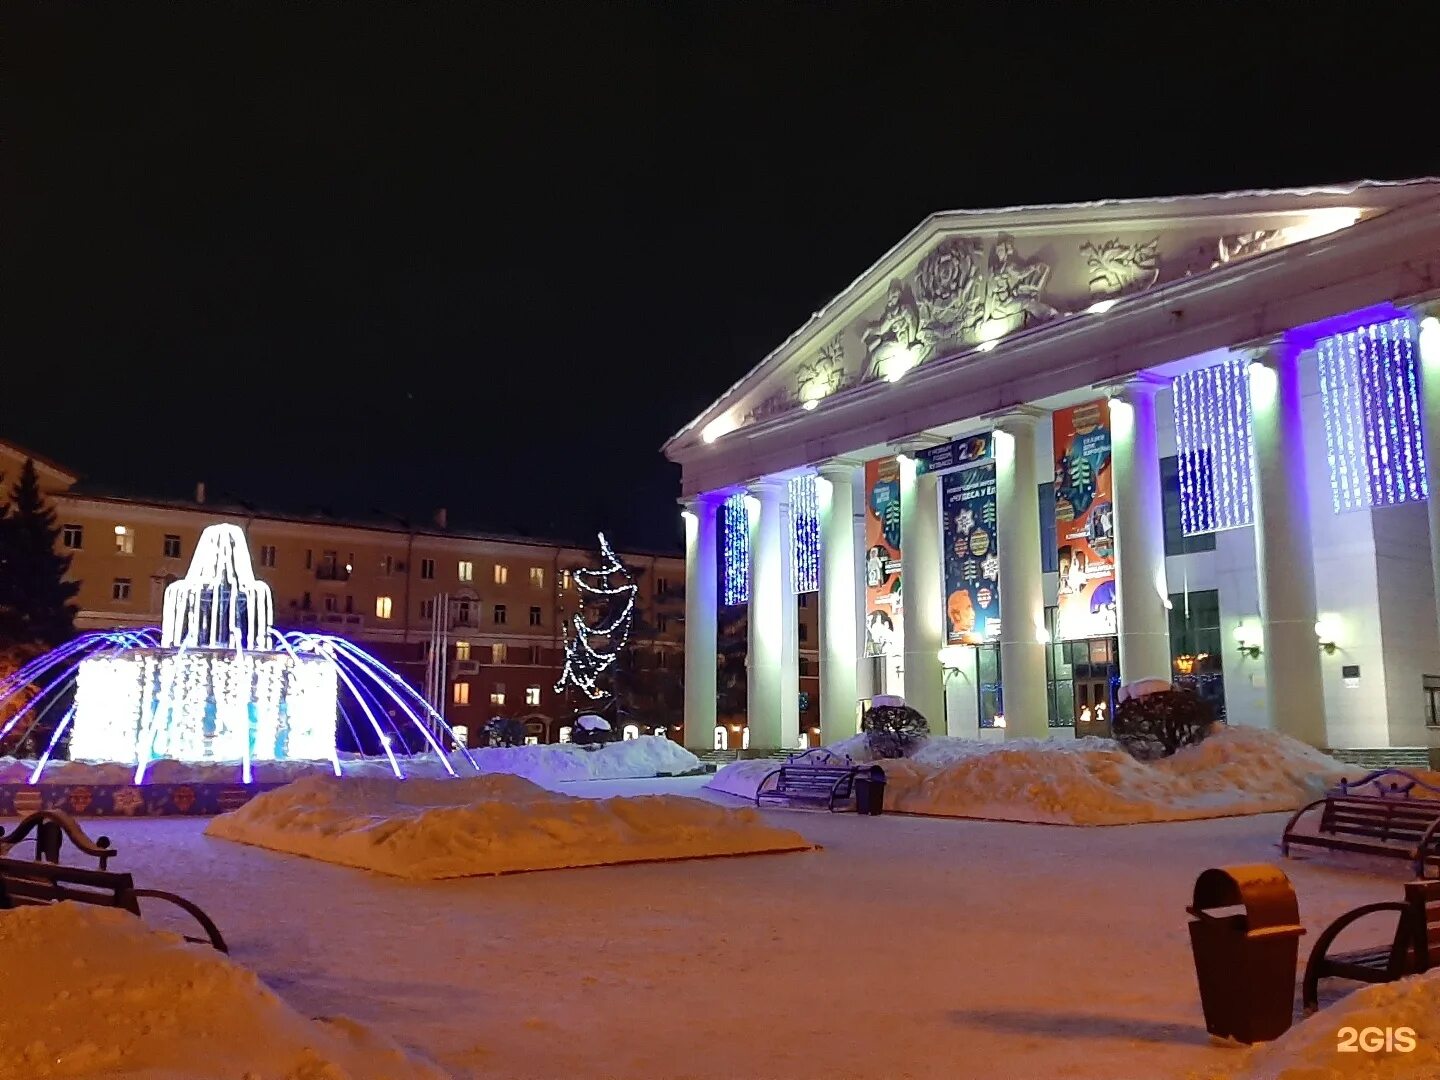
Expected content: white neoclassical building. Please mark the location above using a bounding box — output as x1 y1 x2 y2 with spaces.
665 179 1440 759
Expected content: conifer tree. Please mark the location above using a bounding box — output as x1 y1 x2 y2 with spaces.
0 459 79 649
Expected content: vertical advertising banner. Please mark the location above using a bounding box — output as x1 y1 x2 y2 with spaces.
863 457 903 656
941 462 1000 645
1053 401 1116 641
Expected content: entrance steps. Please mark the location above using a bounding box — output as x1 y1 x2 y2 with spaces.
1325 746 1436 771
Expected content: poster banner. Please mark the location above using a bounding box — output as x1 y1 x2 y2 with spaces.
941 462 1000 645
863 457 903 656
1053 401 1116 640
916 431 992 475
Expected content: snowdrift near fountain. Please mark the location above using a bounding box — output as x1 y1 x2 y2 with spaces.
709 726 1346 824
207 771 812 878
0 903 447 1079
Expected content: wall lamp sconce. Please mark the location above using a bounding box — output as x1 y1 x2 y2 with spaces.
1233 623 1262 659
1314 616 1341 655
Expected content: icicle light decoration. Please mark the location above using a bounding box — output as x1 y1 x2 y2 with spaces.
1171 358 1254 534
161 523 273 649
721 492 750 606
1317 316 1427 513
789 474 819 594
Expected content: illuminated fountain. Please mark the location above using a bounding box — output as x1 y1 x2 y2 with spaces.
0 523 475 788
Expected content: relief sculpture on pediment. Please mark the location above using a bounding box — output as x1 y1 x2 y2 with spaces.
795 333 850 404
985 233 1057 326
1080 236 1160 299
1216 229 1283 265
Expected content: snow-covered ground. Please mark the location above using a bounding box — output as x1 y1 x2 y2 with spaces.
0 903 446 1079
206 773 812 878
709 727 1345 824
0 735 700 786
8 776 1431 1079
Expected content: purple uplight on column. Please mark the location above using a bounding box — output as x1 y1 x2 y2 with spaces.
1172 357 1254 534
1316 316 1427 512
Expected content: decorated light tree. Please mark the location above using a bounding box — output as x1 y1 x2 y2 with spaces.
554 534 637 705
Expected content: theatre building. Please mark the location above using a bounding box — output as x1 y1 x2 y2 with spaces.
665 180 1440 761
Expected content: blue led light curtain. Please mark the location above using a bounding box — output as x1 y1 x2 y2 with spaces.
1317 317 1427 513
721 492 749 606
788 474 819 594
1171 359 1253 535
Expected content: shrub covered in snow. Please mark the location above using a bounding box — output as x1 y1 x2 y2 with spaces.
1111 687 1217 760
485 715 526 747
571 713 617 747
860 700 930 758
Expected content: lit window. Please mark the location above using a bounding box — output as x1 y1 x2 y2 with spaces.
490 687 506 706
162 534 182 559
561 569 572 590
451 725 469 749
61 524 83 549
524 736 538 746
453 681 470 705
493 604 507 625
375 596 393 619
529 566 544 588
494 564 509 585
111 578 132 601
528 606 542 626
455 640 471 660
458 560 473 582
623 724 640 741
525 686 541 706
260 544 277 567
492 642 507 664
559 725 572 743
420 558 435 580
114 526 134 555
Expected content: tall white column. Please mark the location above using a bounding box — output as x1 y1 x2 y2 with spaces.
1418 313 1440 654
681 493 718 751
1248 339 1328 746
1109 376 1172 683
994 410 1049 739
746 478 795 749
852 470 874 716
818 461 859 746
899 454 946 729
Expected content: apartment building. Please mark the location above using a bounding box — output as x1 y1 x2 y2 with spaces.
0 441 722 747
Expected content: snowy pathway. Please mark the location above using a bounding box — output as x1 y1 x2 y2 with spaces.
41 780 1413 1079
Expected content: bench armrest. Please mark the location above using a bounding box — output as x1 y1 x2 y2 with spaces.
1302 901 1410 1013
1280 797 1330 856
130 888 229 953
754 767 785 806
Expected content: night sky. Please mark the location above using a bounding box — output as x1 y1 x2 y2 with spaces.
7 4 1437 552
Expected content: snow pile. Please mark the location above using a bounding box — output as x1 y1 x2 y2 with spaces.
709 726 1345 825
1209 969 1440 1079
0 903 445 1080
0 735 700 787
207 772 812 878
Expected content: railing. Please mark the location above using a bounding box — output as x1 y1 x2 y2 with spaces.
315 566 351 582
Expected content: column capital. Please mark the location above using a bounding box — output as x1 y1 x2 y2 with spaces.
678 490 725 514
1412 295 1440 323
987 404 1048 432
745 475 789 499
815 457 863 483
1095 371 1169 401
889 431 947 456
1234 333 1297 365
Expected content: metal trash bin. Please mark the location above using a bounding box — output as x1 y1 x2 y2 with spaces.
1187 864 1305 1044
853 765 887 816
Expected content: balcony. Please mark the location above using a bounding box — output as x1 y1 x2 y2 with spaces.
315 565 351 582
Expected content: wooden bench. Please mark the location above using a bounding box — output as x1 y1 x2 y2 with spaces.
0 858 228 952
0 809 117 869
755 749 859 812
1302 879 1440 1012
1281 794 1440 877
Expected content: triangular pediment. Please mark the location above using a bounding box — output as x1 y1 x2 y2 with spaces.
668 179 1440 454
